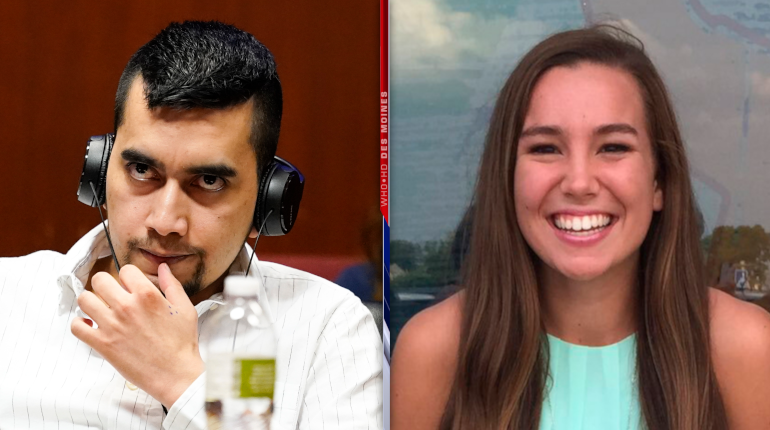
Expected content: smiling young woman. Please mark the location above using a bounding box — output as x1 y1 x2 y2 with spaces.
391 25 770 430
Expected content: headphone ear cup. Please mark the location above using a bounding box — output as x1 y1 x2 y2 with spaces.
254 160 277 231
97 134 114 206
77 134 114 207
254 156 305 236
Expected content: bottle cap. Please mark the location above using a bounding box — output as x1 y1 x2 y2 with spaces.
224 275 260 296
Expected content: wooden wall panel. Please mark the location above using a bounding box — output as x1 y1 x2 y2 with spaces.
0 1 379 261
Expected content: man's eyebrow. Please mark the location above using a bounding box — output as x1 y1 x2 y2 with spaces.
186 164 238 178
520 125 563 138
121 148 237 178
594 123 638 136
121 148 164 169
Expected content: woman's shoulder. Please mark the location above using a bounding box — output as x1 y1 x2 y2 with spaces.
709 288 770 427
390 292 463 429
392 292 463 379
710 288 770 354
397 291 463 352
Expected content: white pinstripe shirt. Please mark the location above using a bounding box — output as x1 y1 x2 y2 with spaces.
0 225 383 429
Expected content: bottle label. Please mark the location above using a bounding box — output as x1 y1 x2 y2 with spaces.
206 355 275 429
239 358 275 398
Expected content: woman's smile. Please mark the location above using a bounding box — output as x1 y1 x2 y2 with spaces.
549 212 617 246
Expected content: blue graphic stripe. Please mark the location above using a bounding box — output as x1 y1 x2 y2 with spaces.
382 217 390 331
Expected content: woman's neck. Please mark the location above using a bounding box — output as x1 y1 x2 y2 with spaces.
539 258 639 346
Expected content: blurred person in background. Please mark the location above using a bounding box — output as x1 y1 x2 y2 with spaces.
336 208 383 302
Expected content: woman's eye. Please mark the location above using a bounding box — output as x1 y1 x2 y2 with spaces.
529 144 558 154
600 143 631 153
127 163 156 180
195 175 226 191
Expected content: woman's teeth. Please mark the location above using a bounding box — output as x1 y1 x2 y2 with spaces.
554 214 612 233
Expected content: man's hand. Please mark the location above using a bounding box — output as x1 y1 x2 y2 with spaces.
71 263 204 408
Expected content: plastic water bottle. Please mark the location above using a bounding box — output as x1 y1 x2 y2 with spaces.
201 276 276 429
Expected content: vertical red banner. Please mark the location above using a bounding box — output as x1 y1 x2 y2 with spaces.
380 0 389 225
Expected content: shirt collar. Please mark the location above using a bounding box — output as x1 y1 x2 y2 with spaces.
56 223 274 322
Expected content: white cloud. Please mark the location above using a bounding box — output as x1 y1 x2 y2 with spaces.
391 0 505 71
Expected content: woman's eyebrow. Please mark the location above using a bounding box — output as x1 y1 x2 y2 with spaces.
521 123 638 138
520 125 563 138
594 123 638 136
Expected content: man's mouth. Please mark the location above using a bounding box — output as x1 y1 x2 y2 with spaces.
140 249 192 266
552 213 615 236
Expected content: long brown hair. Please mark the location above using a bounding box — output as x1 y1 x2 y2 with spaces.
440 25 727 430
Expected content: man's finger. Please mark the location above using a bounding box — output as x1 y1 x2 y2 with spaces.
71 316 99 346
158 263 192 307
77 290 111 326
91 271 130 307
118 264 158 295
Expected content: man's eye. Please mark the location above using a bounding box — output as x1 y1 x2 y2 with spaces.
127 163 155 180
601 143 631 153
195 175 226 191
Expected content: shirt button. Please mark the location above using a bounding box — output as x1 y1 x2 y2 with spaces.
125 381 138 390
210 304 219 310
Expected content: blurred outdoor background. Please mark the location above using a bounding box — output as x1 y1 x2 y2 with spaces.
390 0 770 346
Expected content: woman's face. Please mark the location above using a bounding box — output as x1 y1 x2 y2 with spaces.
514 63 663 283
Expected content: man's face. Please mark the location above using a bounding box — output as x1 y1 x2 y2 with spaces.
105 77 258 295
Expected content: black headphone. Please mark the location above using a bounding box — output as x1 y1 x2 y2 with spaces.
76 134 304 236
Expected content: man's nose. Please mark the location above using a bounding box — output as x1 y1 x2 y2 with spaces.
146 181 189 237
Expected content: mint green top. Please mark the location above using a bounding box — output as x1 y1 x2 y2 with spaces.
539 333 642 430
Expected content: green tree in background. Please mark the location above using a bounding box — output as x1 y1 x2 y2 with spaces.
391 236 458 291
390 240 422 271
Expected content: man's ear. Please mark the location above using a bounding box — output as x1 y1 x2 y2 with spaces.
653 180 664 211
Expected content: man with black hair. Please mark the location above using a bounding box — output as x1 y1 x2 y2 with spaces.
0 21 382 429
